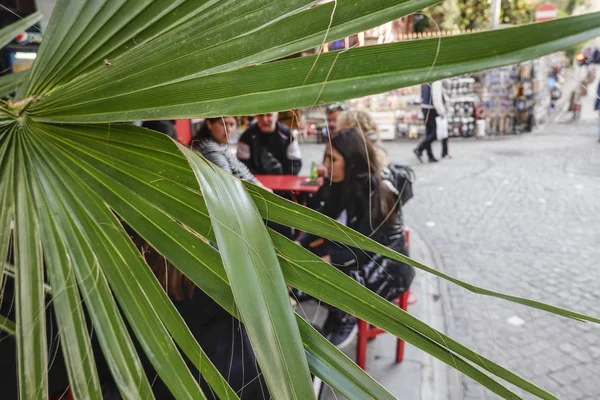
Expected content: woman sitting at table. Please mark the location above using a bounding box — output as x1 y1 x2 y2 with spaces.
296 128 413 349
193 117 292 240
192 117 259 184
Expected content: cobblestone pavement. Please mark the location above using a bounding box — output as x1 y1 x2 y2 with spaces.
299 106 600 399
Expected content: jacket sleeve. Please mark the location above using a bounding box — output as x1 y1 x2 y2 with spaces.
432 80 446 116
285 136 302 175
296 231 318 248
295 233 362 269
236 131 255 173
327 244 362 269
232 157 258 183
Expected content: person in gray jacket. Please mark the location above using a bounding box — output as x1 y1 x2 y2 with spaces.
192 117 260 183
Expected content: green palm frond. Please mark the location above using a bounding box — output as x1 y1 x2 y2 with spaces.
1 1 599 399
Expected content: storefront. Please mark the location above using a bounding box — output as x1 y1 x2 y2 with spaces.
343 54 560 140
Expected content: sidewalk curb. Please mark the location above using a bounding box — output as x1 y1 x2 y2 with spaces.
406 224 462 400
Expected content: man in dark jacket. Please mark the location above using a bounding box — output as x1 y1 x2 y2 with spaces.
237 112 302 175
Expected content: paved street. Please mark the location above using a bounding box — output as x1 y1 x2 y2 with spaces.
299 98 600 399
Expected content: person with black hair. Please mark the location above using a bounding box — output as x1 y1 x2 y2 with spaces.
192 117 259 183
296 128 414 348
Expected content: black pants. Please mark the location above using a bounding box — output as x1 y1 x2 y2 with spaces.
441 137 449 157
417 108 449 159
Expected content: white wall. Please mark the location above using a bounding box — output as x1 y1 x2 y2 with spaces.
36 0 55 31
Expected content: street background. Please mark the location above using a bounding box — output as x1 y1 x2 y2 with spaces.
303 69 600 400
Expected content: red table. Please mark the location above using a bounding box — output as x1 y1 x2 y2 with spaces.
255 175 322 194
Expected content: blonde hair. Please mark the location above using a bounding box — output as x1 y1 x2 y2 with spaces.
336 108 389 172
336 109 380 143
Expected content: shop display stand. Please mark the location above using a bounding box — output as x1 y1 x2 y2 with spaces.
444 77 477 137
476 66 517 136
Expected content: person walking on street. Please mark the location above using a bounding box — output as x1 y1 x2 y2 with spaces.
414 81 448 163
237 112 302 175
595 79 600 142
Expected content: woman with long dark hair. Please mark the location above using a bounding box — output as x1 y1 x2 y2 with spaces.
297 128 413 348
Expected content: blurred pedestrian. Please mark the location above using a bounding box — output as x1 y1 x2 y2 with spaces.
414 81 448 163
594 82 600 142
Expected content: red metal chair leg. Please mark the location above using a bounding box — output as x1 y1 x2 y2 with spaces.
400 290 409 310
396 290 410 363
357 226 412 368
396 336 405 364
357 318 369 369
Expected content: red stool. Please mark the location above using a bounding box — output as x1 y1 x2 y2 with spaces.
356 228 411 370
356 290 411 369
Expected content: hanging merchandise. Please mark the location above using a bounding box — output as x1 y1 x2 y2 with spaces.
327 52 560 141
348 85 425 140
472 54 558 136
443 77 478 137
393 86 426 139
474 66 517 135
513 61 536 133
